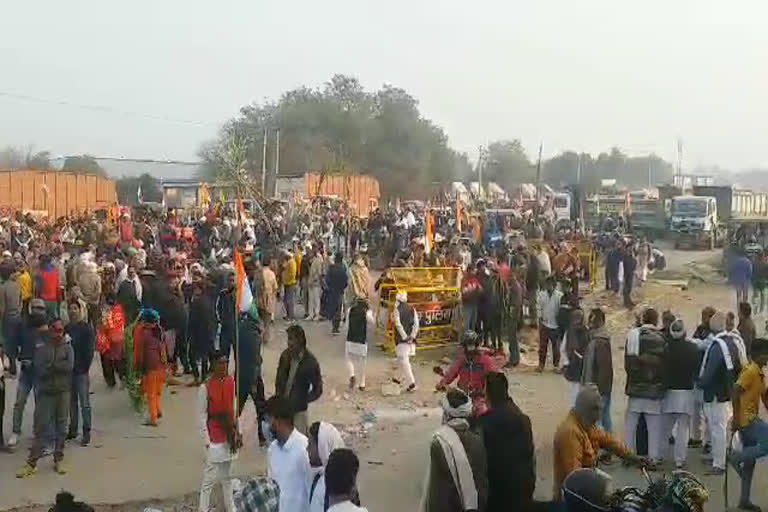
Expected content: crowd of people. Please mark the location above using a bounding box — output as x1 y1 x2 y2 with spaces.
1 200 767 512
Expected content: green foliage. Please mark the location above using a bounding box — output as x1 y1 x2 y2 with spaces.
116 173 162 205
0 145 51 169
123 320 145 413
62 154 107 177
200 74 472 197
483 139 535 188
542 148 674 191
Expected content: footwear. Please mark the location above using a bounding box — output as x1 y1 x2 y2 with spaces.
349 376 356 390
668 436 675 445
358 386 366 392
738 502 762 512
66 431 77 441
142 421 158 427
703 444 712 454
54 461 67 475
675 462 687 470
405 383 417 393
688 439 703 448
8 433 19 448
81 433 91 447
535 366 544 373
16 464 37 478
704 467 725 476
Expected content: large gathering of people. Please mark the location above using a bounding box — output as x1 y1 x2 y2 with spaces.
0 201 766 512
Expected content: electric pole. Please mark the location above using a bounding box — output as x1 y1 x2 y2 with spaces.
261 129 268 194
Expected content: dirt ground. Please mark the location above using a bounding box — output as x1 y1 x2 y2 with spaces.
3 248 766 512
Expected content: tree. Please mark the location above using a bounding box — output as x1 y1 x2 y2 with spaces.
201 75 472 198
483 139 534 187
0 145 51 169
116 173 162 205
62 155 106 177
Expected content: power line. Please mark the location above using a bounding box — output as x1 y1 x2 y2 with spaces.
0 90 219 128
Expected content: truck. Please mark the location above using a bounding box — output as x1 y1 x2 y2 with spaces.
670 186 768 250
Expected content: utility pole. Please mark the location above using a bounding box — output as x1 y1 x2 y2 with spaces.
576 153 582 184
477 145 484 199
273 128 280 197
261 128 268 194
535 142 543 201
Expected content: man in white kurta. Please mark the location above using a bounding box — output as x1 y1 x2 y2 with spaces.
267 397 310 512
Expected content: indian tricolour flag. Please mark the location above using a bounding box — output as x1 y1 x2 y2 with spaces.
234 249 254 315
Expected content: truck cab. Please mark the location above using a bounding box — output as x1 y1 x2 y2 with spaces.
670 195 718 249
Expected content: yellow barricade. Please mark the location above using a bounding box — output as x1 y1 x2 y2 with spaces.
374 267 461 353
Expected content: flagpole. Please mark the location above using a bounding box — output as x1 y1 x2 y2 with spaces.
233 197 241 420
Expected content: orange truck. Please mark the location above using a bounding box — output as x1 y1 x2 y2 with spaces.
0 169 117 219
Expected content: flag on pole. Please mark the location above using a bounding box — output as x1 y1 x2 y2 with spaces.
456 197 462 231
234 249 254 314
425 209 434 254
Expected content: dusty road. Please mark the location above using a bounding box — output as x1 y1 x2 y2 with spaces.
4 251 766 512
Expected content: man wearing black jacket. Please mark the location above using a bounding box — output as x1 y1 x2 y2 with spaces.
275 324 322 435
662 319 700 469
480 372 535 512
689 306 715 449
189 283 216 385
237 310 266 446
66 301 94 446
216 273 237 359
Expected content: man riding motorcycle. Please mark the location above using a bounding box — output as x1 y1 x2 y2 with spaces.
436 331 497 416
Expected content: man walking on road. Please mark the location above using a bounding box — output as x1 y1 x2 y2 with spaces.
66 300 94 446
275 324 323 435
17 318 73 478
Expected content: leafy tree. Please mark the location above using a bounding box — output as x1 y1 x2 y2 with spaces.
62 154 106 177
116 173 162 205
201 75 472 198
483 139 535 187
0 145 51 169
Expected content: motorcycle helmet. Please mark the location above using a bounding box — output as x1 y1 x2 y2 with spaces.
562 468 613 512
663 471 709 512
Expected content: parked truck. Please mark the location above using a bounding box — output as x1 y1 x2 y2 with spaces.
670 186 768 250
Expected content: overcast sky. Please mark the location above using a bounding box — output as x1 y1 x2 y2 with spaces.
2 0 766 171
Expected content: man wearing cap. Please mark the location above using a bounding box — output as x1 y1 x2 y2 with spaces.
393 291 419 392
8 299 48 448
699 310 745 474
662 318 700 468
198 350 241 512
436 331 497 416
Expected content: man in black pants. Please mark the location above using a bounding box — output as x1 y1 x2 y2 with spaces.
189 283 216 385
236 309 266 445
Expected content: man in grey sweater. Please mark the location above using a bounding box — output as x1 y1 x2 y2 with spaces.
0 262 22 376
17 318 73 478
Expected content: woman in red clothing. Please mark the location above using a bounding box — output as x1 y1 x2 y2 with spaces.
96 294 126 388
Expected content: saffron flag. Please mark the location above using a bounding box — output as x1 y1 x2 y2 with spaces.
456 197 462 231
425 209 434 254
234 249 254 314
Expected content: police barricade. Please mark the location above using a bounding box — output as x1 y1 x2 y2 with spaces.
374 267 461 353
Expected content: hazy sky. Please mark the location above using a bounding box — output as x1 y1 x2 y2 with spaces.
2 0 767 171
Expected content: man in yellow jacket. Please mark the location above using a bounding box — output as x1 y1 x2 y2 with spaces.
281 250 298 320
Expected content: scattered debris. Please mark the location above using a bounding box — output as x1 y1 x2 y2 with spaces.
381 382 401 396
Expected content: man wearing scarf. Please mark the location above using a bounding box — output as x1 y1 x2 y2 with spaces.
698 311 745 474
623 307 667 468
553 385 644 499
198 351 240 512
422 388 488 512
